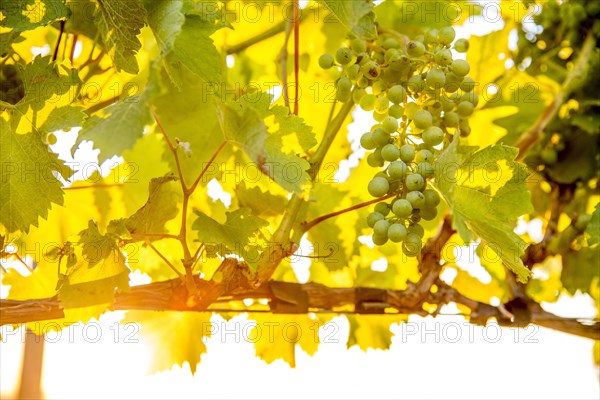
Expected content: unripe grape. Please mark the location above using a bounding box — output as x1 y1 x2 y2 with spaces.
319 54 335 69
356 76 369 88
367 212 385 227
407 41 426 57
336 47 353 64
382 37 400 49
337 77 352 91
407 74 425 93
456 101 474 117
415 149 433 163
388 54 410 71
437 26 456 45
368 177 390 197
406 191 425 208
450 59 470 76
434 49 453 66
372 51 385 64
347 64 361 80
416 162 434 179
373 233 389 246
443 111 459 127
367 152 385 167
454 38 469 53
382 68 402 85
459 119 471 136
374 219 391 236
381 143 400 161
402 233 422 256
461 92 479 107
400 144 416 163
373 110 388 123
406 174 425 191
387 85 407 104
372 80 388 96
405 102 421 120
351 38 367 54
423 189 441 207
45 132 57 145
361 61 381 79
408 223 425 238
424 29 439 46
372 128 391 146
460 76 476 92
392 199 413 218
388 223 407 243
360 94 377 111
426 68 446 89
352 88 367 103
336 87 351 102
422 126 444 146
420 207 438 221
360 132 377 150
384 48 400 63
375 96 390 113
389 104 404 119
382 116 398 133
374 202 390 216
388 160 407 180
413 110 433 129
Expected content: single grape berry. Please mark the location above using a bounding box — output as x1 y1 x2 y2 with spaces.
422 126 444 146
450 59 470 76
407 75 425 93
454 38 469 52
373 233 389 246
404 102 420 120
336 47 353 64
388 160 407 180
374 202 390 216
415 149 433 163
407 41 426 57
45 132 57 145
368 177 390 197
373 219 391 236
423 189 441 207
388 223 408 243
389 104 404 119
460 76 476 92
456 101 474 117
416 162 434 179
381 143 400 161
443 112 459 127
400 144 416 163
351 38 367 54
361 61 381 79
336 87 351 102
382 116 399 133
367 212 385 228
360 132 377 150
319 54 335 69
408 223 425 238
367 152 385 168
347 64 361 80
406 191 425 208
420 207 438 221
392 199 413 218
372 128 391 146
426 68 446 89
434 48 453 66
406 174 425 191
402 233 422 256
437 26 456 45
375 96 390 113
360 94 377 111
387 85 407 104
413 110 433 130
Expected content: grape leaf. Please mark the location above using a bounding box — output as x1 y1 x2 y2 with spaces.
2 259 57 299
0 119 72 233
124 173 180 237
0 31 24 55
320 0 377 40
192 208 268 254
561 247 600 295
347 314 405 351
39 105 86 133
144 0 185 52
264 136 311 193
235 182 287 218
269 105 317 152
93 0 147 74
124 311 213 374
586 203 600 246
435 136 533 282
0 0 70 31
216 99 267 164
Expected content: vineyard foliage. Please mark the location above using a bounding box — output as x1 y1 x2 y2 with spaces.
0 0 599 372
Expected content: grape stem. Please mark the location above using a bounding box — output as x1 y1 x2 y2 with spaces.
515 31 595 159
301 193 396 233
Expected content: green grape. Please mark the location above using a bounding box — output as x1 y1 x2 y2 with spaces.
392 199 413 218
382 116 398 133
387 85 407 104
388 160 407 180
373 233 389 246
422 126 444 146
372 128 391 146
382 68 402 85
407 41 426 57
367 152 385 167
454 38 469 52
406 191 425 208
319 54 335 69
444 73 461 93
437 26 456 45
352 88 367 103
405 102 420 120
373 110 388 123
372 80 388 96
426 68 446 89
382 37 400 49
359 94 377 111
336 47 353 64
381 143 400 161
423 189 441 207
413 110 433 130
361 61 381 79
456 101 474 117
460 76 476 92
460 92 479 107
347 64 361 80
415 149 433 163
375 96 390 113
337 77 352 91
351 38 367 54
367 212 385 227
374 202 390 216
450 59 470 76
400 144 416 163
360 132 377 150
373 219 391 236
420 207 438 221
443 111 459 127
459 119 471 136
541 148 558 165
407 75 425 93
434 48 453 66
389 104 405 119
45 132 57 145
408 223 425 238
384 48 400 63
388 54 410 71
424 29 439 46
368 176 390 197
402 233 422 256
372 51 385 64
406 174 425 191
388 223 407 243
336 87 351 102
356 76 370 88
416 162 434 179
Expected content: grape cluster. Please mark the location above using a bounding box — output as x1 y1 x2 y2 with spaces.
320 27 477 255
0 63 24 105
